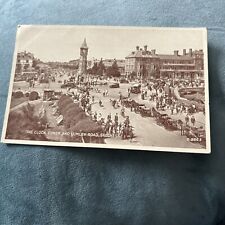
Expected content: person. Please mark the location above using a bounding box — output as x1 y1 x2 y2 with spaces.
145 90 147 97
99 99 103 107
170 105 174 115
127 88 130 97
114 113 118 124
107 113 111 122
118 122 122 135
112 99 116 108
185 114 190 125
93 112 97 121
88 104 92 114
121 106 125 117
119 92 122 101
129 126 134 142
98 113 102 121
92 96 95 103
29 79 32 88
32 78 35 88
124 116 130 126
156 102 159 111
191 115 196 127
192 104 196 113
100 117 105 126
177 119 184 136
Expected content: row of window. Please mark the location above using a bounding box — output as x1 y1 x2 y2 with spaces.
161 65 195 70
17 59 32 63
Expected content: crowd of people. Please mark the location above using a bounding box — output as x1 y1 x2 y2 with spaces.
66 85 134 141
138 81 204 128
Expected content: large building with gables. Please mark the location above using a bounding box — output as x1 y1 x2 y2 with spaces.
125 45 204 81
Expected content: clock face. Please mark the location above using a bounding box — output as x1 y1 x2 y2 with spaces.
81 49 88 56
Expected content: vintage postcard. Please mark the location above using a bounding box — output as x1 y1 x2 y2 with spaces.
1 25 211 153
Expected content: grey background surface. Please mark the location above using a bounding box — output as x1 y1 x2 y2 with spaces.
0 1 225 225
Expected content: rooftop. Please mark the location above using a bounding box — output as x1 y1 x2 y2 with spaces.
126 46 203 60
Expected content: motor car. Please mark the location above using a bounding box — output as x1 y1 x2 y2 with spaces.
60 82 76 88
163 117 178 130
156 113 168 126
120 78 129 83
109 83 120 88
140 107 152 117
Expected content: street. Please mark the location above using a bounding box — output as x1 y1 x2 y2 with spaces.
88 82 204 149
12 77 205 149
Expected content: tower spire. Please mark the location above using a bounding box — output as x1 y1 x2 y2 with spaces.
81 38 88 49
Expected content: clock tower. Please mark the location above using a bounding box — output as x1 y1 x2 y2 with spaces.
78 38 88 76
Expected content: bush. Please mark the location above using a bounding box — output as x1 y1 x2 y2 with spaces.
61 102 81 116
29 91 39 101
64 103 83 117
58 95 71 107
5 104 47 141
60 102 75 116
71 117 103 133
63 107 85 128
64 111 88 128
58 94 70 102
14 91 24 98
58 98 73 113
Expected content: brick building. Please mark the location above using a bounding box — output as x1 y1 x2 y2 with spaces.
125 45 204 82
15 51 37 80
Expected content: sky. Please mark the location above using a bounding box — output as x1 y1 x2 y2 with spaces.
16 25 206 62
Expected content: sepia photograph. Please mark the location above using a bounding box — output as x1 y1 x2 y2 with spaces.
1 25 211 153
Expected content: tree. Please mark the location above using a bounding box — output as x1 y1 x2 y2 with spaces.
97 58 105 76
32 59 38 68
106 59 121 77
90 62 98 75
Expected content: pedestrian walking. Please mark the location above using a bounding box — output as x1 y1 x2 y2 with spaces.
185 114 190 125
114 113 118 124
191 115 196 127
107 113 111 122
93 112 97 121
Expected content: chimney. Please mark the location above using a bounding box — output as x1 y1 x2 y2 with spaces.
136 46 139 51
189 48 192 56
144 45 147 51
174 50 179 56
183 49 186 55
152 49 156 55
